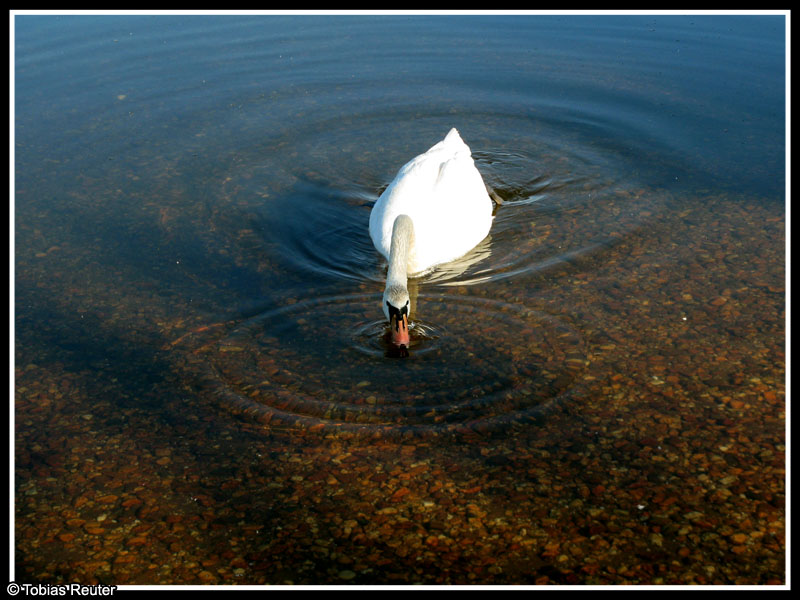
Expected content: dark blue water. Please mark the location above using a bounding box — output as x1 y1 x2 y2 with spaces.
15 15 784 194
14 14 786 585
15 13 786 316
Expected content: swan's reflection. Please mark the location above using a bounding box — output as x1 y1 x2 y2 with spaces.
419 234 494 285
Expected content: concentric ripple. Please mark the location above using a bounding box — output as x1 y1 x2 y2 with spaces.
190 292 588 438
199 117 661 440
220 134 666 297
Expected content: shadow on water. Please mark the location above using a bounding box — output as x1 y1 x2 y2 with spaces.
15 294 169 411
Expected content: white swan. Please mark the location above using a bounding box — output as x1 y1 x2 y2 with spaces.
369 128 494 346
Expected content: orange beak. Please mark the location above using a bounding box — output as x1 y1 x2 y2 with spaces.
391 313 410 346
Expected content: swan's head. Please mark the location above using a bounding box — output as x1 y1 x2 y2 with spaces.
383 284 411 346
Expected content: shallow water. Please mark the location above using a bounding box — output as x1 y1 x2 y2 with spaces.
14 14 785 585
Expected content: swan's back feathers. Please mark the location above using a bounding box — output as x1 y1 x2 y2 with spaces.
369 128 493 274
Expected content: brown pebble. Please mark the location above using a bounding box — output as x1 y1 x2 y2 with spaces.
198 570 218 583
114 554 136 564
730 533 748 544
132 523 153 534
127 537 148 546
391 487 411 501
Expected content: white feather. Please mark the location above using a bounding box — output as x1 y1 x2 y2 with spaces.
369 128 493 276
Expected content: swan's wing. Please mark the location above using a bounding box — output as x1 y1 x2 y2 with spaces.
431 151 491 209
370 128 493 270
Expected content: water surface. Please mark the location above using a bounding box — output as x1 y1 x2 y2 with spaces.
14 14 785 585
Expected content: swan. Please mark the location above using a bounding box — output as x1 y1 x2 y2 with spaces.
369 128 494 346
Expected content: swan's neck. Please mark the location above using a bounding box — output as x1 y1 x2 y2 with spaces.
387 214 415 289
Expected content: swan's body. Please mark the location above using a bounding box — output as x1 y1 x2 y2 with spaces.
369 128 494 346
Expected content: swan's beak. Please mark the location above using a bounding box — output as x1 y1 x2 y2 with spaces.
386 300 410 347
390 313 410 346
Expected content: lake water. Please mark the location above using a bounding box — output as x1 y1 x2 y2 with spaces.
14 13 786 586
